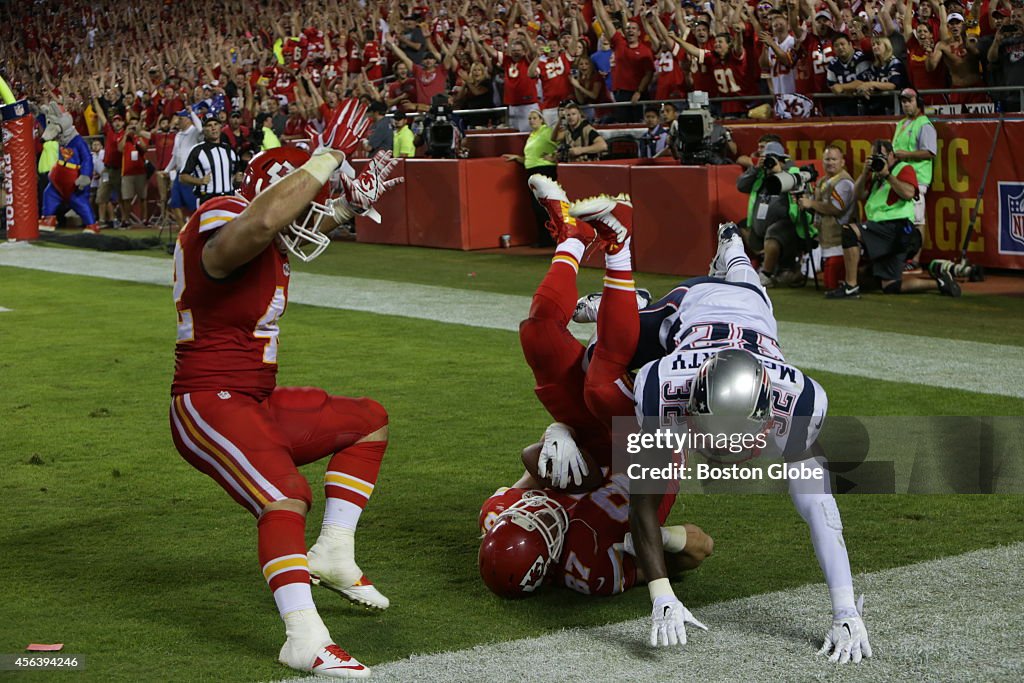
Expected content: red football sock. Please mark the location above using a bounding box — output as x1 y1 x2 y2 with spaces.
258 509 315 617
323 440 386 530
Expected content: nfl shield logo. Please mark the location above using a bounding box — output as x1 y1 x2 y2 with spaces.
998 182 1024 254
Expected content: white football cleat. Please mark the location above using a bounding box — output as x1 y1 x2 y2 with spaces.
709 222 744 276
311 572 390 610
308 528 390 610
569 194 633 254
528 175 595 244
572 288 651 323
280 641 370 679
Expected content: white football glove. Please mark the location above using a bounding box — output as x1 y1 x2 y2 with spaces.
307 98 370 158
650 595 707 647
75 175 92 189
818 597 873 664
334 149 404 223
538 422 588 489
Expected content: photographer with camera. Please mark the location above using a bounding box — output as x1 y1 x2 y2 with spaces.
986 6 1024 112
827 140 960 299
797 145 855 290
736 141 816 287
552 100 608 162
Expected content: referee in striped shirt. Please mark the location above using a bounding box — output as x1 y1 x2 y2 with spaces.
180 115 241 204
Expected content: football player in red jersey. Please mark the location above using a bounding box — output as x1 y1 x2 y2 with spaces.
168 100 402 679
479 472 713 599
519 175 652 480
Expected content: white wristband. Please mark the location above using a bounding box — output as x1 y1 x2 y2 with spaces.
648 577 675 604
299 153 340 186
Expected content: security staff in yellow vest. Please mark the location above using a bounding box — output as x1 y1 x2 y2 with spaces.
892 88 936 269
736 140 815 286
827 139 960 299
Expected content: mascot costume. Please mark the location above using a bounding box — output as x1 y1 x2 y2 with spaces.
39 102 99 234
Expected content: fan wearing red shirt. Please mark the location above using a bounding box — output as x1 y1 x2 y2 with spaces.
346 28 363 74
385 61 418 113
678 29 752 117
362 30 385 83
594 0 655 122
118 117 150 226
792 12 836 100
387 37 449 113
531 47 574 127
478 30 539 132
641 8 687 101
151 116 177 217
687 19 718 94
92 99 125 228
271 66 300 104
903 22 947 103
303 26 327 60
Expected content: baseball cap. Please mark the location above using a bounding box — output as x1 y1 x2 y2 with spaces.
947 12 965 22
368 101 387 114
815 9 833 20
992 8 1007 17
899 87 919 100
229 110 242 118
176 109 191 117
202 114 221 125
763 141 789 158
111 113 124 122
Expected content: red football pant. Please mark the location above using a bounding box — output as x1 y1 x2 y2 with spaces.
520 259 612 461
170 387 388 516
583 269 638 425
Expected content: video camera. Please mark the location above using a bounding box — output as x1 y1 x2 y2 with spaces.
669 91 730 165
418 94 458 159
764 163 819 195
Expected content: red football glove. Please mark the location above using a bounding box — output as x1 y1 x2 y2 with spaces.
308 98 370 158
333 150 405 223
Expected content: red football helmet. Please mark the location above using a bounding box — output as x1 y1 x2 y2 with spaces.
478 487 524 534
478 491 569 599
240 147 335 262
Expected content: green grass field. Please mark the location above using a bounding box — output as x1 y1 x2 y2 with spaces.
1 240 1023 682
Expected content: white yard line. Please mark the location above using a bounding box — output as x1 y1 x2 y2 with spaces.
283 542 1024 683
2 242 1023 398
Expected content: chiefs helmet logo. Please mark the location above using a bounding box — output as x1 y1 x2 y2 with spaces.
253 160 296 194
519 555 547 592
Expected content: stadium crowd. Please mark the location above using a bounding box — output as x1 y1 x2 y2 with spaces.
7 0 1023 144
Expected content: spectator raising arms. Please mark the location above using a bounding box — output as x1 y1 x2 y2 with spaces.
475 27 539 132
593 0 655 123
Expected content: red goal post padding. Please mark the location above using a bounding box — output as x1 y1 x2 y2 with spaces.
2 100 39 240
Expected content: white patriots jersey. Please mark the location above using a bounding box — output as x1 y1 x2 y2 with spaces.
633 279 826 459
659 278 782 360
634 347 827 459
